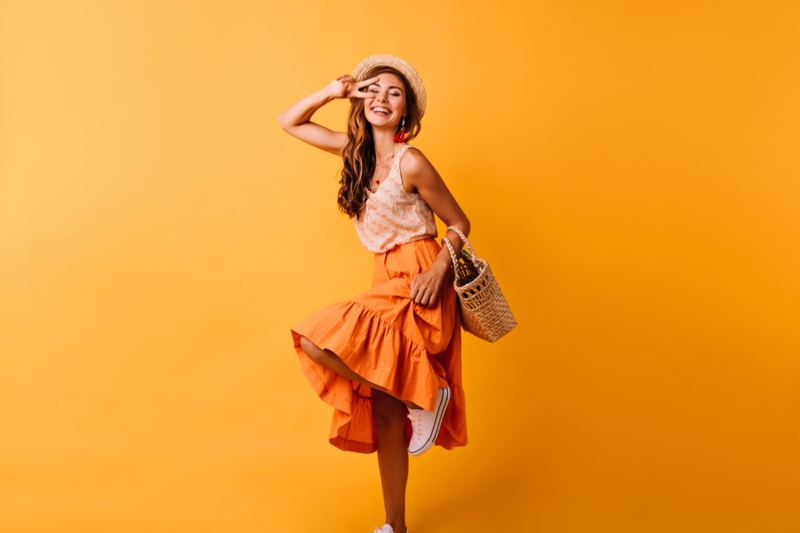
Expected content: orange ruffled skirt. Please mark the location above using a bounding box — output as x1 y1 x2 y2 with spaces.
291 237 467 454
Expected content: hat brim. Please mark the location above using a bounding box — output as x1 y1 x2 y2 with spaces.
352 54 427 117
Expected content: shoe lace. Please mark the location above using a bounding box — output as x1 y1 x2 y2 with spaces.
407 410 424 437
374 525 394 533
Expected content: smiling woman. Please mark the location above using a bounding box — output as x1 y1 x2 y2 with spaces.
338 66 423 220
277 55 470 533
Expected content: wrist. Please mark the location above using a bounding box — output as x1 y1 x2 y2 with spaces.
322 87 337 102
432 254 452 274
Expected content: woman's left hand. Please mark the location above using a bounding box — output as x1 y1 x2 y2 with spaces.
410 264 449 307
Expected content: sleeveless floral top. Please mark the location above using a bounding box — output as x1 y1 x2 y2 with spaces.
354 145 438 253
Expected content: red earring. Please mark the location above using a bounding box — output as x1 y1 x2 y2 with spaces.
394 118 407 143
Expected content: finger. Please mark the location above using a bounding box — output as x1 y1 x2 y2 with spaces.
412 285 427 305
417 292 429 306
356 76 380 88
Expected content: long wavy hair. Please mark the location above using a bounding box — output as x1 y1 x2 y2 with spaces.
337 66 422 219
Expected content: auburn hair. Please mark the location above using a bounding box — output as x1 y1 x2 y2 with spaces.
337 66 422 219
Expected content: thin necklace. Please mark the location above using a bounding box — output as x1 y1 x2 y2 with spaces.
371 148 395 192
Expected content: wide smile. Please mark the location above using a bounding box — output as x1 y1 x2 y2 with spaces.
370 105 392 116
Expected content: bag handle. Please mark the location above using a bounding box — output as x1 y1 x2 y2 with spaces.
442 234 460 269
442 226 481 268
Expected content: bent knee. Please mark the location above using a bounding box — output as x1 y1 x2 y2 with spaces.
299 336 323 363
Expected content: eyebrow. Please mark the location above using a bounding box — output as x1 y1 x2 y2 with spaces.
369 82 404 92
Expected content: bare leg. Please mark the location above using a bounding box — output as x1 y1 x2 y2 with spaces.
299 336 420 409
372 389 409 533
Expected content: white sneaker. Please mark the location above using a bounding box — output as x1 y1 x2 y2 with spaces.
374 525 407 533
407 386 450 456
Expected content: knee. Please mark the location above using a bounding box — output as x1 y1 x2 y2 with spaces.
299 336 324 364
372 400 407 436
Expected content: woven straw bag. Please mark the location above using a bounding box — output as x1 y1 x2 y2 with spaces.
442 226 517 342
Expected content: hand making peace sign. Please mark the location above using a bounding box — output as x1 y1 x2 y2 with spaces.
328 75 380 99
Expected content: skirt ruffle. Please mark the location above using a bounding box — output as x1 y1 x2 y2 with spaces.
291 237 467 454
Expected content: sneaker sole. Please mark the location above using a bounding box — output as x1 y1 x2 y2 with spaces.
409 387 450 456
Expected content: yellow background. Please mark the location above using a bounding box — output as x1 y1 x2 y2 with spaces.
1 1 798 532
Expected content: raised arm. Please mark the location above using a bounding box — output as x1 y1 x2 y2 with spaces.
277 75 379 156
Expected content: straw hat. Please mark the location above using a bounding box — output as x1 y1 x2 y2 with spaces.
352 54 427 117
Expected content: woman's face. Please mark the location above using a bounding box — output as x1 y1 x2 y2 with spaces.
362 72 406 129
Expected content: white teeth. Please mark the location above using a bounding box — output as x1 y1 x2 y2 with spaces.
372 107 390 114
